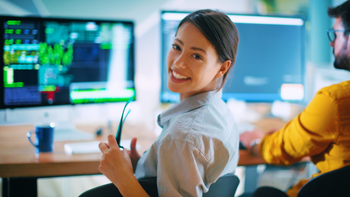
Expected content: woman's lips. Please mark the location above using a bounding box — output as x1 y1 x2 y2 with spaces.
170 70 191 83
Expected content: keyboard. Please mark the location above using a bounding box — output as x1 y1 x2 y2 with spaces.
64 139 141 154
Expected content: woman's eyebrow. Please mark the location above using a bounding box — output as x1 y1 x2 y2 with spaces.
191 47 207 54
175 38 183 45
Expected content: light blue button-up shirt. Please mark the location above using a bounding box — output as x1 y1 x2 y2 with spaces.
135 90 239 197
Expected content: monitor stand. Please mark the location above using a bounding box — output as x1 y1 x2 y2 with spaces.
54 122 95 141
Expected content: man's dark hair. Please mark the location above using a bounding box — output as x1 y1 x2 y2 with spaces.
328 0 350 35
176 9 239 91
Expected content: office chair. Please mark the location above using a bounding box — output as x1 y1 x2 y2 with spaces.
203 173 240 197
79 173 240 197
297 165 350 197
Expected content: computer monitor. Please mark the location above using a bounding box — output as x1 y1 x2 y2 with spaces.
0 16 135 139
160 11 305 103
1 16 135 108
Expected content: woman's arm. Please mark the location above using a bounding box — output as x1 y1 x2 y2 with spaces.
99 135 149 197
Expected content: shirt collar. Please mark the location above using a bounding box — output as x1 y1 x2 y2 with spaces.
157 90 223 128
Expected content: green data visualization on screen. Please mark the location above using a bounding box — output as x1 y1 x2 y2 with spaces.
1 16 135 108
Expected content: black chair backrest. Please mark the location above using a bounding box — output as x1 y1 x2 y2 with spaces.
137 177 158 197
79 174 239 197
298 165 350 197
203 173 240 197
138 173 240 197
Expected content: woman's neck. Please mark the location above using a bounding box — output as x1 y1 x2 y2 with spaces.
180 89 218 101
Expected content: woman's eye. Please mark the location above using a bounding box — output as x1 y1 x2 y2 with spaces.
193 54 202 60
172 44 180 51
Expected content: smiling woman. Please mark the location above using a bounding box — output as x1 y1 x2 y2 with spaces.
80 9 240 197
167 10 239 101
167 22 227 100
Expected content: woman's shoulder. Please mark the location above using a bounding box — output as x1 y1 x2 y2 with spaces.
167 102 236 135
159 106 238 153
158 127 237 161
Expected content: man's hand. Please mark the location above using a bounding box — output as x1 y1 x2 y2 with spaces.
239 128 265 149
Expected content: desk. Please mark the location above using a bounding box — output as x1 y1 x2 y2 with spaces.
0 124 266 197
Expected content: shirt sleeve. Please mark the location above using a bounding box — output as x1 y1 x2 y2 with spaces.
259 91 337 165
156 138 209 197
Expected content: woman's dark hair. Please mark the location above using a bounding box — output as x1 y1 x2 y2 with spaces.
328 0 350 35
176 9 239 91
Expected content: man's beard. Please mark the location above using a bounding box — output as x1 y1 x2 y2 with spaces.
333 48 350 72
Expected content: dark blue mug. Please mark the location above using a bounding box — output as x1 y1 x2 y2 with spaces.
27 124 55 153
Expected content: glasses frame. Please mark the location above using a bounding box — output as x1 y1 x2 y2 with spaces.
115 97 133 149
327 28 350 42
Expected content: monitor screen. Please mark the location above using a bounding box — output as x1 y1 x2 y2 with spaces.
160 12 305 103
0 16 135 109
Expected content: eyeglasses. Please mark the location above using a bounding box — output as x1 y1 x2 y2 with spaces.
327 28 349 42
115 97 133 149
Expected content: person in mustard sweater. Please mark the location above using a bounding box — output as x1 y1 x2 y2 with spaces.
239 1 350 197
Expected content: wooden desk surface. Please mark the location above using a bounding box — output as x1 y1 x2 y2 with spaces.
0 124 267 178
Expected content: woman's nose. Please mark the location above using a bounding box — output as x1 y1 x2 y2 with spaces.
174 54 187 69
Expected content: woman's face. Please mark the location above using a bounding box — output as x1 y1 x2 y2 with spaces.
167 22 223 101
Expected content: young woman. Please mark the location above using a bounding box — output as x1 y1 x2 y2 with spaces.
80 9 240 197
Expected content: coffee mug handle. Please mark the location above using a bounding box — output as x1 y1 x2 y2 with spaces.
27 131 37 147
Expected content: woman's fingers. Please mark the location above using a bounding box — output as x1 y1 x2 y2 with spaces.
130 137 137 151
130 137 140 157
107 134 119 149
99 142 109 153
99 135 122 155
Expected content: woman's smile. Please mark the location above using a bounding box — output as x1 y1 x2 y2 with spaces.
169 69 191 83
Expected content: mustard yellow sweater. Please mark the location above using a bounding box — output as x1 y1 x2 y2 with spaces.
259 80 350 197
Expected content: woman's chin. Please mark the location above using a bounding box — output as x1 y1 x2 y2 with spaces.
168 87 181 93
168 84 183 93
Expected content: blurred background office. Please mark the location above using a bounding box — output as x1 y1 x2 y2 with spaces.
0 0 349 196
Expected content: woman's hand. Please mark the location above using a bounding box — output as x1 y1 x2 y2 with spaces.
99 135 150 197
124 137 141 173
99 135 134 186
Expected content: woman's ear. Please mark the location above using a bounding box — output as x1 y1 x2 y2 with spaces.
216 60 231 78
